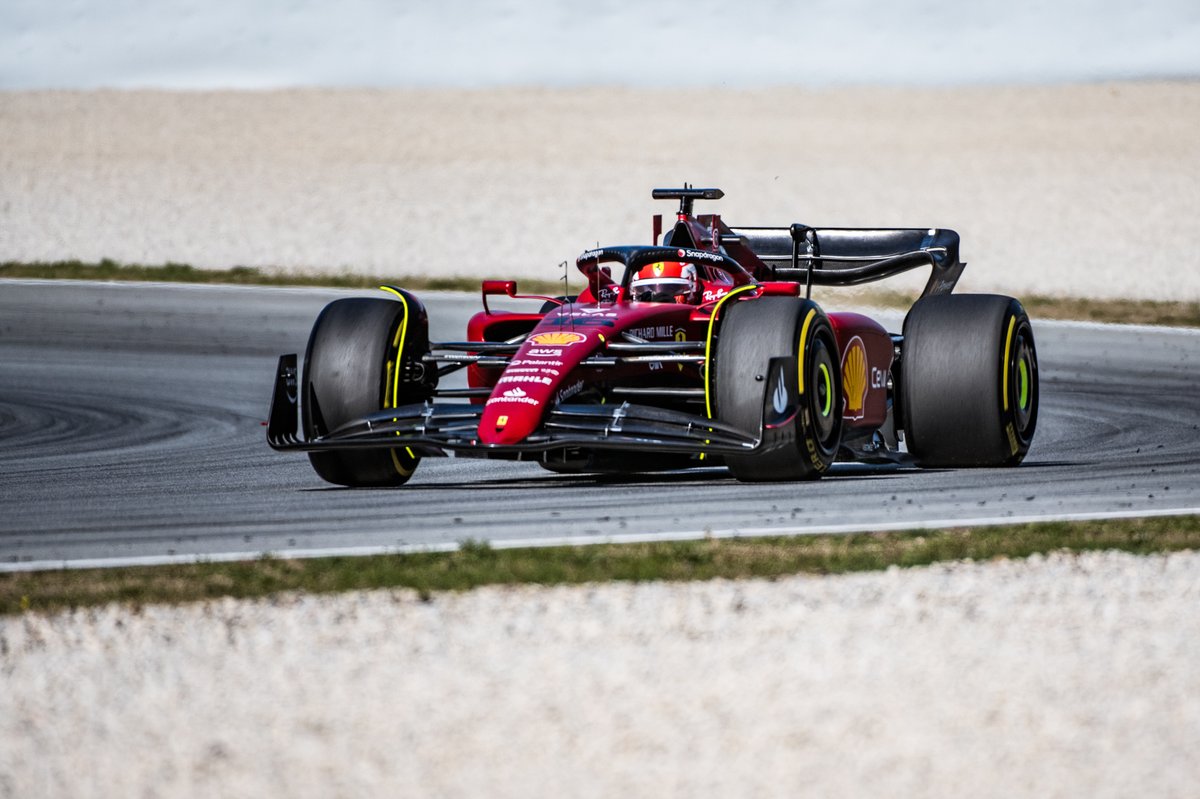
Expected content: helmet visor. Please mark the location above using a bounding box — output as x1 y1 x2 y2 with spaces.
631 277 692 303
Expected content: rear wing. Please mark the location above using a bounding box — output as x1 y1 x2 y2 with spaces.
725 225 964 298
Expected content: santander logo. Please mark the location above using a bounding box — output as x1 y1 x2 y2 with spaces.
487 384 540 407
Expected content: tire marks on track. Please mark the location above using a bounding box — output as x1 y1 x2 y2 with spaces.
2 280 1199 568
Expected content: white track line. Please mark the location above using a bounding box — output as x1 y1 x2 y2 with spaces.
4 506 1198 573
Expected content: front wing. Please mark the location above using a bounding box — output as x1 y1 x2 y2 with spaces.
266 354 798 459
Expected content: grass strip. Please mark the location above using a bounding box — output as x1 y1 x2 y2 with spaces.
4 515 1198 615
0 259 567 296
856 288 1200 328
3 259 1199 327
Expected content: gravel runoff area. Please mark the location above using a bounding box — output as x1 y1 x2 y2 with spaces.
3 549 1199 798
2 82 1199 301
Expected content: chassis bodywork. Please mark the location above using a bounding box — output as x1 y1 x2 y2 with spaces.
268 187 968 472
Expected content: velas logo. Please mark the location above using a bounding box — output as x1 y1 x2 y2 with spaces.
772 368 788 414
503 386 528 398
841 336 868 421
528 332 587 347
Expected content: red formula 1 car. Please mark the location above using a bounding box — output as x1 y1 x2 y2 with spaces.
267 187 1038 485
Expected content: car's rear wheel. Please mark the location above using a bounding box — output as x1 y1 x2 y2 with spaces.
714 297 843 481
302 295 433 486
900 293 1038 467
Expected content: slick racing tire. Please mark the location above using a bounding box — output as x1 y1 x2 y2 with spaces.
900 294 1038 467
714 297 843 481
302 295 433 487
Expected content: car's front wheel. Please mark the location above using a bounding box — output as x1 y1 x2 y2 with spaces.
714 297 843 481
302 295 433 486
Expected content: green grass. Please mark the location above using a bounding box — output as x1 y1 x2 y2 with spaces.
4 258 1198 327
849 287 1200 327
0 259 570 296
4 515 1198 615
1018 294 1200 327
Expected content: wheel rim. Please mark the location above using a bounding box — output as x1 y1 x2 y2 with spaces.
1011 326 1036 438
809 338 837 444
1017 360 1029 410
817 362 833 417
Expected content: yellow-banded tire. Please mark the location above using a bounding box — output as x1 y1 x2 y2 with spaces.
301 296 430 487
714 297 843 481
900 294 1038 467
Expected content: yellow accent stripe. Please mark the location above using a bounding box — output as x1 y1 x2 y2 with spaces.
379 286 414 476
703 285 758 419
389 449 415 477
1002 315 1016 412
379 286 410 410
796 308 817 395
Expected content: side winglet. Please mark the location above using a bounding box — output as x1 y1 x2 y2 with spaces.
266 354 300 449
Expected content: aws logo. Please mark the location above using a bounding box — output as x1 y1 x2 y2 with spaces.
527 331 587 347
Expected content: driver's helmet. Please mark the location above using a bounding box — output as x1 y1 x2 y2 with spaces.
631 261 699 303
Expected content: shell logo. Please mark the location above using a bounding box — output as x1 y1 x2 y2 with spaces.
528 331 587 347
841 336 868 421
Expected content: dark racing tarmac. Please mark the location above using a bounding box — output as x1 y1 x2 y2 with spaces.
3 280 1199 569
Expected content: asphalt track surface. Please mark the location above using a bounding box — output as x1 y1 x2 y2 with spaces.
2 279 1199 571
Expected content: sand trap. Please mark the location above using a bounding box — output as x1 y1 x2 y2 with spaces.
2 83 1198 301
